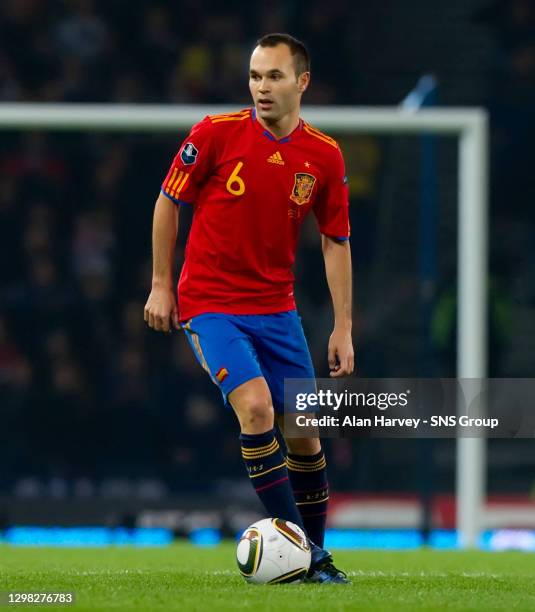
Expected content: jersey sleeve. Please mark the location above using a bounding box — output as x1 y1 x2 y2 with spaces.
161 116 214 206
313 146 350 240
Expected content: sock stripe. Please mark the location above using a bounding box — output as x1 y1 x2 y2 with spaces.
296 496 330 506
255 476 289 493
242 448 279 458
288 462 327 472
241 438 278 452
286 460 327 472
249 461 287 478
287 455 325 463
241 439 279 458
288 455 326 468
242 447 280 460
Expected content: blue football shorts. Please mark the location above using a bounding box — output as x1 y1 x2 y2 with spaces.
180 310 316 414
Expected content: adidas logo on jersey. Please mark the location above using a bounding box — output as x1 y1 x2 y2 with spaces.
267 151 285 165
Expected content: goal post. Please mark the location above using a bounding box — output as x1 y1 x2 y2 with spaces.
0 103 488 548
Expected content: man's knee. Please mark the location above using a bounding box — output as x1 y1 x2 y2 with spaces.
237 397 274 432
230 378 275 433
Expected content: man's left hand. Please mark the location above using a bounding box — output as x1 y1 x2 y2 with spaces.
327 327 354 377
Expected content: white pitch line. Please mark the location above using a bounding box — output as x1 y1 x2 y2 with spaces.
69 569 506 579
67 569 148 576
347 570 503 578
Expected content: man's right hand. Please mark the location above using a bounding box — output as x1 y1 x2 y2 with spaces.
144 284 180 332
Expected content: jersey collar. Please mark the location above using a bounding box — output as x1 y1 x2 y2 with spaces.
251 107 303 144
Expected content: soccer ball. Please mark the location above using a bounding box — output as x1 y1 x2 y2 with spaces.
236 518 311 584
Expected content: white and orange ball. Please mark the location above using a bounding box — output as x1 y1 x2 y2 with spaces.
236 518 311 584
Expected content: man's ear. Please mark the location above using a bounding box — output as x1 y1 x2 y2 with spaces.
297 71 310 93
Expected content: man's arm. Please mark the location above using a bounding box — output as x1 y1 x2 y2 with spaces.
322 235 354 377
144 192 180 332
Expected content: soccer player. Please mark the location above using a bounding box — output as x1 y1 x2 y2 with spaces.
144 33 353 584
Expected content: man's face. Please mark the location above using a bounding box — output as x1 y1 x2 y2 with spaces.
249 44 309 123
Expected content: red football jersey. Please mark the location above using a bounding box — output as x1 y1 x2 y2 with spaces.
161 108 350 320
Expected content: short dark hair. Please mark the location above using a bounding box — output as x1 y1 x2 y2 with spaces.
256 33 310 76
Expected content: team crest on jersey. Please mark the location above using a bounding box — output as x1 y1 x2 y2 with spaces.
290 173 316 205
181 142 199 165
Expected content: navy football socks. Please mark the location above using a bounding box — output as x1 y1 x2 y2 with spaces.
240 429 306 532
287 450 329 547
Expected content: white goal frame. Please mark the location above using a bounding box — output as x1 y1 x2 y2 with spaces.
0 103 488 548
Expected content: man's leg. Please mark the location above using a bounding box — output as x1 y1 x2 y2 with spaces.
182 314 305 530
229 376 306 531
241 311 347 583
245 312 330 547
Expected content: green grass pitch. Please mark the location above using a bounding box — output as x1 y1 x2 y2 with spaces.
1 542 535 611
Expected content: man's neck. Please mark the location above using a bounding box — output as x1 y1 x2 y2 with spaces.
256 110 301 140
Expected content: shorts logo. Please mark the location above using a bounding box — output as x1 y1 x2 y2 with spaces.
180 142 199 165
216 367 229 383
290 173 316 205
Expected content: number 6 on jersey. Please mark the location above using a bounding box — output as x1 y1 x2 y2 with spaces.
226 161 246 196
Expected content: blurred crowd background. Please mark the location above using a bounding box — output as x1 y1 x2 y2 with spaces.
1 0 535 501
